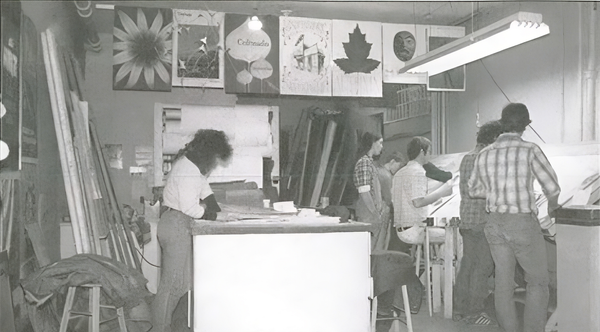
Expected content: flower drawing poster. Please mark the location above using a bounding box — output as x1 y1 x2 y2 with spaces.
172 9 224 88
113 6 173 91
279 16 332 96
224 14 279 94
332 20 382 97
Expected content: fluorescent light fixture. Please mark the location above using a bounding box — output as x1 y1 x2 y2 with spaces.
248 16 263 30
400 12 550 76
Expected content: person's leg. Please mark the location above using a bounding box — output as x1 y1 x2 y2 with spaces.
511 215 549 332
468 226 495 315
485 216 518 332
454 228 476 317
151 211 193 332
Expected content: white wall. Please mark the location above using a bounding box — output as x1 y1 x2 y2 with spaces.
446 2 599 153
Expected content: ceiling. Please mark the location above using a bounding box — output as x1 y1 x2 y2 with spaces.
96 1 511 27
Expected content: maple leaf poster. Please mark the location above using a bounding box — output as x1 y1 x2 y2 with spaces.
279 16 332 96
224 14 279 94
332 20 382 97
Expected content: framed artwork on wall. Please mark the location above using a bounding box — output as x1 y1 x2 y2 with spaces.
382 23 428 85
426 26 466 91
382 24 465 86
113 6 173 92
332 20 382 97
279 16 332 96
171 9 224 88
224 14 279 94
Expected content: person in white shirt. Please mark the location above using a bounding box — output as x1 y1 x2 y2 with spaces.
151 129 232 332
392 136 453 245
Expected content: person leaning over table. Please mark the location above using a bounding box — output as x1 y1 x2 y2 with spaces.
468 103 560 332
150 129 233 332
392 136 454 246
353 132 390 251
453 120 503 326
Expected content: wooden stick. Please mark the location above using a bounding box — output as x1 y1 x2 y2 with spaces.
309 120 337 207
41 31 86 254
90 122 140 270
296 118 312 204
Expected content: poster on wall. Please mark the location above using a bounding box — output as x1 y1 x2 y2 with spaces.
21 14 38 162
113 6 173 92
427 26 466 91
224 14 279 94
279 16 332 96
172 9 224 88
1 1 21 171
382 23 428 85
332 20 382 97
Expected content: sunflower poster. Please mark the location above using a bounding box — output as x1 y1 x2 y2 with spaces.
279 16 332 96
113 6 173 91
172 9 224 88
224 14 279 94
332 20 382 97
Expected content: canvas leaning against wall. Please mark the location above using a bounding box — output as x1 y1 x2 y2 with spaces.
224 14 279 94
112 6 173 92
332 19 382 97
279 16 332 96
171 9 224 88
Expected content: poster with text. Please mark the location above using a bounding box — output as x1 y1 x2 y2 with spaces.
382 23 429 84
172 9 224 88
332 20 382 97
113 6 173 91
224 14 279 94
280 16 332 96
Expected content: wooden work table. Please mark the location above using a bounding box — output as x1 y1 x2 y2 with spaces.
190 215 374 332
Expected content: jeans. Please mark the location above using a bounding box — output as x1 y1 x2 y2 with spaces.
151 209 193 332
454 225 494 316
485 213 549 332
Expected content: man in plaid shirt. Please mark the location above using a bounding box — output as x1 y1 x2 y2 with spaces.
468 103 561 332
454 120 503 325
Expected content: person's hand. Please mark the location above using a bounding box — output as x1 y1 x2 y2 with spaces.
539 215 555 230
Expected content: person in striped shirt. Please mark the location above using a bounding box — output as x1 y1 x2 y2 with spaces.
468 103 561 332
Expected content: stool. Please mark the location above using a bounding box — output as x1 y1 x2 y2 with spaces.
370 251 415 332
59 284 127 332
413 228 444 317
371 285 413 332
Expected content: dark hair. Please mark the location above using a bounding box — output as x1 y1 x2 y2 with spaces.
407 136 431 160
358 132 382 157
500 103 531 133
174 129 233 175
477 120 503 145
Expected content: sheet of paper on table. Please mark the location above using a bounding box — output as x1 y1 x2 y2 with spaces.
427 143 599 220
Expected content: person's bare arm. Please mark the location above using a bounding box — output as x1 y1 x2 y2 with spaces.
412 181 453 208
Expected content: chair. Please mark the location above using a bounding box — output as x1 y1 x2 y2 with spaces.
59 284 127 332
370 250 416 332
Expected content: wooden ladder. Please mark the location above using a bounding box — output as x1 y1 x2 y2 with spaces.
59 284 127 332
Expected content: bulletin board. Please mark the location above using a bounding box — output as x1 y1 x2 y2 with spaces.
153 103 279 189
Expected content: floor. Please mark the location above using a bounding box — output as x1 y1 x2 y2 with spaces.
400 310 504 332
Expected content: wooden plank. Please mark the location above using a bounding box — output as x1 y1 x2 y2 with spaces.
89 122 140 270
444 225 455 319
41 31 89 254
309 120 337 207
